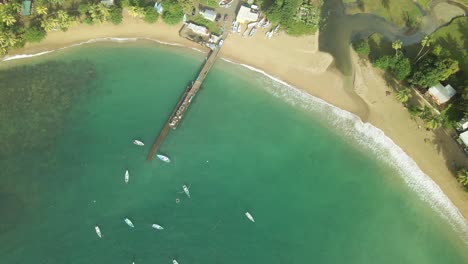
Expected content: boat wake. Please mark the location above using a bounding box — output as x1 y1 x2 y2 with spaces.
222 58 468 242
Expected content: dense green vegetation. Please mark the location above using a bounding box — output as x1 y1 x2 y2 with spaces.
143 6 158 24
109 6 123 25
162 0 184 25
0 0 193 55
353 27 467 132
263 0 321 36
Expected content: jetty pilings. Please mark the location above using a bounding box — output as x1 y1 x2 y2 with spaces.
146 43 223 160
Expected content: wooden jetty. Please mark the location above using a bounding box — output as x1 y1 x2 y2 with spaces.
146 43 223 160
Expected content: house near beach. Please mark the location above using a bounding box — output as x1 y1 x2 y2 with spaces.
456 118 468 132
199 9 217 21
236 5 259 24
186 23 210 37
100 0 114 7
457 130 468 154
427 82 456 105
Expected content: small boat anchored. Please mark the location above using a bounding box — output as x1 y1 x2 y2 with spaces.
133 139 144 146
173 260 179 264
245 212 255 223
125 169 129 184
124 218 135 228
95 226 102 238
157 154 171 163
151 224 164 230
182 185 190 198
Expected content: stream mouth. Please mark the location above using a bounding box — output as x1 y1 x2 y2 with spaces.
318 0 465 76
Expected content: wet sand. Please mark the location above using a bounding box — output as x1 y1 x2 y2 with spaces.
4 13 468 218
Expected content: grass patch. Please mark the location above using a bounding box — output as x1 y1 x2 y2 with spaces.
345 0 424 27
190 15 222 35
432 17 468 76
199 0 218 8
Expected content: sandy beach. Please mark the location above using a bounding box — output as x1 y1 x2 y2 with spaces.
4 13 468 218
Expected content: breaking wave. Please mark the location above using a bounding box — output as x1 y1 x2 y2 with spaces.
1 37 202 62
222 58 468 241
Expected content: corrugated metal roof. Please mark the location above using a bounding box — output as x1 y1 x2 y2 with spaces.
22 0 31 16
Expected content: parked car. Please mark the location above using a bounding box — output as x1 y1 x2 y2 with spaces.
191 7 196 16
215 14 221 22
223 14 228 22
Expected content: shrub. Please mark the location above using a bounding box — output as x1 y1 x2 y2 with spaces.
373 56 391 70
162 0 183 25
144 6 158 24
392 56 411 80
84 16 94 25
354 39 370 56
24 26 47 43
109 7 123 25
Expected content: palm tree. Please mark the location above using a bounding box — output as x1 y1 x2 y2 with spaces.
2 13 16 26
419 106 433 121
35 6 48 16
395 87 412 103
424 114 442 130
57 10 68 21
0 32 17 48
97 3 110 21
457 169 468 187
128 6 144 19
415 35 434 63
392 40 403 56
41 17 60 32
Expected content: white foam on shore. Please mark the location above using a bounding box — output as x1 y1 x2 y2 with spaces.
222 58 468 241
1 37 202 62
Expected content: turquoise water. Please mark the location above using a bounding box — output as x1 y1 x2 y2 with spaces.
0 42 467 263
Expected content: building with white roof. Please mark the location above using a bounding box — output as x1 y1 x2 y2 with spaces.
199 9 217 21
101 0 114 7
427 82 456 105
236 5 259 24
186 23 210 37
459 130 468 147
456 118 468 132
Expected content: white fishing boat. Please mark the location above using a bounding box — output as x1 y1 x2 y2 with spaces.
242 28 249 38
182 185 190 198
247 22 257 29
157 154 171 163
273 24 280 33
95 226 102 238
257 17 266 28
266 31 273 39
125 169 129 183
124 218 135 228
249 28 257 38
173 260 179 264
262 20 270 28
237 25 241 34
151 224 164 230
245 212 255 222
133 139 144 146
231 21 238 33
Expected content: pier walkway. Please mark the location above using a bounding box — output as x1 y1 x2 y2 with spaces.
146 43 223 160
